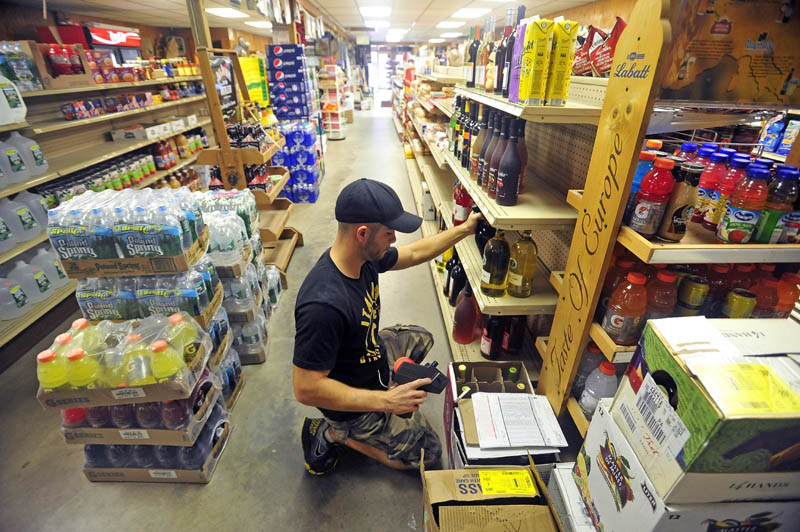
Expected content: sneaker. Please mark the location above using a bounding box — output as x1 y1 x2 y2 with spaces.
301 417 338 475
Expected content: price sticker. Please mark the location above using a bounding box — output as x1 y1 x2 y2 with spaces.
478 470 538 496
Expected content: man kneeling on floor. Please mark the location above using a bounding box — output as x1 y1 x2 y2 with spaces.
293 178 481 474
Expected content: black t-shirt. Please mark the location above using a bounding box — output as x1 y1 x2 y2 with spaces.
293 247 399 421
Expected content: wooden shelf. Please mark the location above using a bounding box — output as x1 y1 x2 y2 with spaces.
0 233 48 265
0 121 30 133
263 227 302 289
455 86 602 125
0 117 211 199
416 72 461 84
259 199 294 242
22 76 203 98
431 99 453 118
588 322 636 364
410 114 448 170
760 152 786 163
0 281 77 350
406 158 426 217
617 224 800 264
567 397 590 437
566 189 583 209
444 150 577 231
195 136 285 166
393 114 403 136
27 95 206 134
417 98 435 113
136 150 204 189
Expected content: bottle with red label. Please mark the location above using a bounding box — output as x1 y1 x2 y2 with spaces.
776 273 800 318
750 278 779 318
63 45 84 74
47 45 73 76
628 157 675 239
646 270 678 319
702 155 747 231
716 165 770 244
601 272 647 345
453 182 473 226
480 315 505 359
692 152 728 224
596 258 634 321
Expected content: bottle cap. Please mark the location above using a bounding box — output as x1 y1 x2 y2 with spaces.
54 333 73 346
730 157 750 168
701 142 719 151
639 150 657 161
736 263 755 272
711 264 730 274
762 279 779 288
758 263 776 272
627 272 647 285
37 349 57 363
150 340 169 353
680 142 698 152
588 342 602 354
617 259 634 269
656 271 677 283
755 157 775 168
697 147 716 158
777 166 800 180
169 313 185 326
516 383 526 390
72 318 90 331
654 157 674 169
646 139 663 149
126 333 142 343
66 348 86 361
599 361 616 375
719 148 737 158
746 166 771 180
710 152 729 163
509 366 518 374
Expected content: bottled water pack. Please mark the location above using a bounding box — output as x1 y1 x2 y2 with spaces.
204 211 252 267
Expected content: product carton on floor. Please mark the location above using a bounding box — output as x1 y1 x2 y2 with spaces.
610 317 800 503
572 401 800 532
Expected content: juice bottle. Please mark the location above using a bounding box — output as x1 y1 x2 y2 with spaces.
150 339 186 381
750 279 779 318
52 332 74 357
694 147 716 167
675 142 698 161
124 333 156 386
65 348 100 389
753 166 800 243
168 313 199 362
692 153 728 223
755 263 777 282
718 147 738 166
701 142 719 152
629 157 675 239
775 273 800 318
702 156 747 231
70 318 104 354
716 165 770 244
646 270 677 319
622 151 657 224
596 258 634 321
36 349 68 392
601 272 647 345
452 284 480 344
704 264 732 317
728 263 755 290
657 161 704 241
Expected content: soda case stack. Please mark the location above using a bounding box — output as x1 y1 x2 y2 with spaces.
35 313 236 483
266 44 313 121
570 314 800 532
272 121 321 203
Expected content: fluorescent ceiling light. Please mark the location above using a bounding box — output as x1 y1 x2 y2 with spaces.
387 28 408 34
428 38 445 43
205 7 249 18
365 19 390 28
440 32 462 38
359 6 391 17
436 21 465 28
386 35 403 42
245 21 273 28
451 8 491 18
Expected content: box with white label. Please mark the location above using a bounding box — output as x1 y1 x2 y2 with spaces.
547 463 595 532
185 113 198 126
573 401 800 532
610 317 800 503
169 118 186 132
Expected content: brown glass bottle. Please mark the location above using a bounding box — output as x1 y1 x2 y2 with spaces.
496 119 521 206
516 119 528 193
487 115 510 199
477 110 496 187
480 112 500 189
480 229 510 296
470 105 488 180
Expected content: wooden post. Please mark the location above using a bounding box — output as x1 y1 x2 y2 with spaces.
537 0 676 414
289 0 299 44
787 133 800 167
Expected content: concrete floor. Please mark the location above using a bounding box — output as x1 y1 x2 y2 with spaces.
0 104 449 531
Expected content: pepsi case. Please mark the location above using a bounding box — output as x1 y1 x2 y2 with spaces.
271 92 308 105
267 69 307 82
267 56 307 71
269 80 308 93
267 44 304 61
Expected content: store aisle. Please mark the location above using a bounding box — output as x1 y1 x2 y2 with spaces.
0 108 449 532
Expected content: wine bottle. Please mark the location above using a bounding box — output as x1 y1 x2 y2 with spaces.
467 25 481 88
463 27 474 85
443 250 459 296
481 315 506 359
461 100 473 168
481 112 502 190
448 95 460 153
480 230 510 296
502 6 526 98
452 96 462 158
477 110 496 187
487 115 510 199
475 218 496 256
502 315 526 353
496 117 522 206
453 283 479 344
516 118 528 193
448 259 467 306
494 8 514 95
508 231 537 297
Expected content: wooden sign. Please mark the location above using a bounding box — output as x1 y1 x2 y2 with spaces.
537 0 676 414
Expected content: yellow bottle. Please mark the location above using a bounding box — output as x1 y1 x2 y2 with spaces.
507 231 538 298
124 333 156 386
525 19 555 106
52 332 74 357
65 348 100 389
70 318 104 355
168 313 198 363
37 349 68 392
150 339 187 382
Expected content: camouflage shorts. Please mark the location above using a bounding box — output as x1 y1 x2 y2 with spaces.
327 325 442 468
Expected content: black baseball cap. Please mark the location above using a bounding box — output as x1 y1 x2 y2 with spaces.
335 178 422 233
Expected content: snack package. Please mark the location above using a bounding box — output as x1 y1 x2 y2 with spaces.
776 120 799 156
590 17 627 77
572 26 607 76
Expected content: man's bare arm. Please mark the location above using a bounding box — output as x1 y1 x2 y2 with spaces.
391 211 482 271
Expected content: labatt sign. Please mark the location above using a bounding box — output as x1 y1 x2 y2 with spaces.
614 52 652 79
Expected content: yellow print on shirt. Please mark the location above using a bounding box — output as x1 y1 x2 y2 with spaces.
359 281 381 364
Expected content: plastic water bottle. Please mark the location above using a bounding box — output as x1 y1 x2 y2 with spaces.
9 260 50 303
579 361 619 419
241 321 263 353
0 197 41 241
186 269 209 312
0 137 30 183
0 278 28 319
13 190 47 227
572 343 605 399
132 444 158 468
0 212 17 253
6 131 48 176
0 72 27 123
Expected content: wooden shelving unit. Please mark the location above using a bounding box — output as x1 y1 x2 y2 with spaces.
392 114 404 136
416 72 461 84
0 121 30 133
567 397 590 437
0 281 77 350
431 99 453 117
455 86 602 125
588 322 636 364
21 76 203 98
263 227 303 289
259 198 294 242
0 233 48 266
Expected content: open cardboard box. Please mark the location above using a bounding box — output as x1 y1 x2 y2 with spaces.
57 228 208 278
15 41 95 90
206 330 232 373
83 421 232 483
421 451 564 532
226 288 263 324
62 386 221 446
225 372 246 411
215 246 253 279
37 335 212 410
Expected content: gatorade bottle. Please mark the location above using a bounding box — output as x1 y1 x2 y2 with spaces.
110 404 136 429
692 153 729 224
694 147 716 167
629 157 675 239
597 258 635 321
646 270 678 319
61 408 87 428
622 151 657 224
753 166 800 243
704 264 732 317
718 147 738 166
124 334 156 386
86 406 111 428
65 348 100 389
701 142 719 152
755 263 777 283
750 279 779 318
167 313 198 363
52 332 74 357
601 272 647 346
675 142 698 161
776 273 800 318
150 340 186 382
70 318 104 354
702 156 747 231
36 349 68 391
717 165 770 244
729 264 755 290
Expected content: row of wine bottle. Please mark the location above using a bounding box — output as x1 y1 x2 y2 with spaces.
449 97 528 207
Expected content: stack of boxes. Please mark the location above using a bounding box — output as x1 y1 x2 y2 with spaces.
240 56 269 107
266 44 313 121
320 60 346 140
571 316 800 531
272 121 322 203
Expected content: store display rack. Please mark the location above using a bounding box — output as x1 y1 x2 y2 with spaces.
431 99 453 117
0 121 29 133
21 76 203 98
534 335 590 436
416 72 462 85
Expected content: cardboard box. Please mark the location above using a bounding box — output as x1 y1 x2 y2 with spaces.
193 282 222 330
344 109 354 123
58 227 208 278
226 288 263 324
547 464 595 532
37 336 213 410
225 372 245 411
84 422 232 483
62 386 221 446
267 69 307 82
267 56 307 71
421 456 562 532
610 317 800 503
169 118 186 132
267 44 304 60
422 182 435 221
268 80 308 93
239 341 267 365
186 114 198 126
18 41 95 90
215 246 253 279
206 331 232 373
110 124 165 142
573 401 800 532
